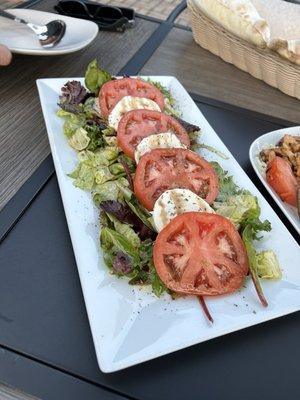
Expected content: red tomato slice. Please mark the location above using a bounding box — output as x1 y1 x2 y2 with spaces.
266 156 298 207
153 212 249 296
133 148 219 210
117 109 190 159
99 78 165 118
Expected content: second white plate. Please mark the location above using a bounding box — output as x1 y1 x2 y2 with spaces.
0 9 98 55
249 126 300 235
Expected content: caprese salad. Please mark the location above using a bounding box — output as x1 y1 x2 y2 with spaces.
57 60 282 321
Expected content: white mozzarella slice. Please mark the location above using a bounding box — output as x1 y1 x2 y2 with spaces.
153 188 215 232
134 132 186 163
108 96 160 130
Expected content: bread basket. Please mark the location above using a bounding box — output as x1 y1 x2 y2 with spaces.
187 0 300 100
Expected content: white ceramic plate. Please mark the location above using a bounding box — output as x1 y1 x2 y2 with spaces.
249 126 300 235
0 9 98 55
37 77 300 373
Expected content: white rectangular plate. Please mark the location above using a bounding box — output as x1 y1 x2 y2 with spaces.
37 77 300 373
249 126 300 235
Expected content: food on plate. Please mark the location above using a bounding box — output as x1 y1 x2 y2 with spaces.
266 156 298 207
133 148 219 210
117 109 190 159
153 212 249 295
259 134 300 210
57 59 281 320
99 77 165 117
260 134 300 183
153 188 214 232
135 132 186 163
108 96 161 131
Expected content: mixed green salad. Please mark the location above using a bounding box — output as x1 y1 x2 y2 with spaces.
57 60 281 303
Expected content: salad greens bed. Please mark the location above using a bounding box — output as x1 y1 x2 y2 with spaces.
57 60 281 301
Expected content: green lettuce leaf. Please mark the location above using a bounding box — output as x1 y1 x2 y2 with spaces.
149 260 166 296
57 109 86 139
100 227 140 263
57 109 78 118
189 130 201 150
102 127 115 136
109 163 125 176
147 80 172 100
94 146 119 165
99 220 166 295
103 128 117 146
100 227 114 251
85 125 104 151
255 250 282 280
94 181 120 203
104 136 117 146
94 166 115 185
85 122 116 152
164 98 181 117
87 146 118 165
240 206 272 239
106 214 141 247
83 97 100 118
85 59 112 94
93 177 131 204
125 198 154 230
71 162 95 190
115 177 132 200
69 147 120 190
68 127 90 151
126 239 165 293
241 213 272 306
147 79 180 117
211 162 243 202
102 251 114 270
214 194 259 228
58 95 115 151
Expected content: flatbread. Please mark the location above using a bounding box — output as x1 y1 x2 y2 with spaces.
252 0 300 65
189 0 270 47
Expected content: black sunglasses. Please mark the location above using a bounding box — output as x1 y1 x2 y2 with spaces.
55 0 135 32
